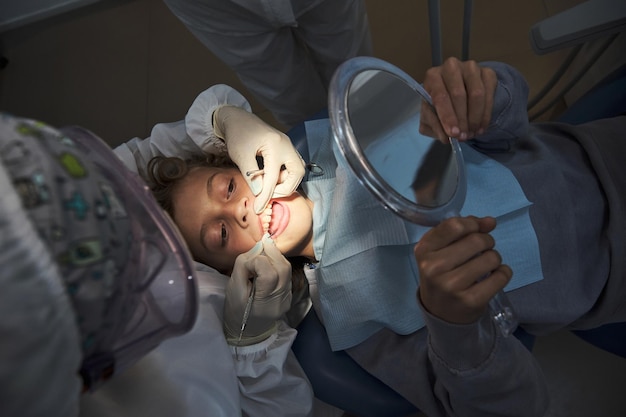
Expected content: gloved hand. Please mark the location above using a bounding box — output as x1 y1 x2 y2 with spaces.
223 235 293 346
213 105 305 214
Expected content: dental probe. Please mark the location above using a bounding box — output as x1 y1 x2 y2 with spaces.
245 168 264 177
237 233 271 344
237 276 257 344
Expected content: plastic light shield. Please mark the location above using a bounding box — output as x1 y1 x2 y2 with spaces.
61 126 198 389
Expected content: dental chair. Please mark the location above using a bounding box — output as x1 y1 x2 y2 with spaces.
287 60 626 417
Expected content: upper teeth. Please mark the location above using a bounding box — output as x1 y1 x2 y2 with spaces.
262 202 273 234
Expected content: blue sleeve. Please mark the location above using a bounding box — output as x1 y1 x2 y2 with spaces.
422 306 549 417
470 62 530 152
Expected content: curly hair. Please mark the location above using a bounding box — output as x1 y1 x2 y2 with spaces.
146 153 235 219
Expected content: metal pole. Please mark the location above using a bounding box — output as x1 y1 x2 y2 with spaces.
428 0 443 66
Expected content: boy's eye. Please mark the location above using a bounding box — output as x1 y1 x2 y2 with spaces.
227 179 234 197
221 224 227 247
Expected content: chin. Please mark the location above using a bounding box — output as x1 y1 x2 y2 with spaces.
273 238 290 256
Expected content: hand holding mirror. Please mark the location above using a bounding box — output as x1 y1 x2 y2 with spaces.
328 56 517 337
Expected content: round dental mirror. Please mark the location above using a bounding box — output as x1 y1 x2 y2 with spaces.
328 56 467 226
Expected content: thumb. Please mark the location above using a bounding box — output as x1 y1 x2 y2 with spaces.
230 241 264 292
271 158 305 198
254 180 274 214
253 153 280 214
260 236 292 287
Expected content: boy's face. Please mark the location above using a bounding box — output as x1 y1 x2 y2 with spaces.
171 166 313 273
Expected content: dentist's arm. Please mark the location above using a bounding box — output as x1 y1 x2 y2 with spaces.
114 84 250 177
223 237 314 416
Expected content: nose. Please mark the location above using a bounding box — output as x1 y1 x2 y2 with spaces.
229 196 251 227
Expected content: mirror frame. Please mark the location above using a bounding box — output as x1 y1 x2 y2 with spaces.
329 56 468 226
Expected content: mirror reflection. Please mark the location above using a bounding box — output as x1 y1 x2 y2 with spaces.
346 69 459 211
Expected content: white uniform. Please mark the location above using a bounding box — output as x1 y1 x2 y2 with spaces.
78 85 314 417
162 0 372 127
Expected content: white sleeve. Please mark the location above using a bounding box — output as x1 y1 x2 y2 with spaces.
113 84 251 178
234 322 314 417
80 265 313 417
193 264 314 417
160 265 313 417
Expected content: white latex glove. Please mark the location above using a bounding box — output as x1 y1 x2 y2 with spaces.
223 235 293 346
213 105 305 213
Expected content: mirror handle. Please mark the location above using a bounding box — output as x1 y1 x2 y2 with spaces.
488 290 518 337
448 210 518 337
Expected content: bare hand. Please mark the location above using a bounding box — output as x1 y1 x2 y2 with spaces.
414 216 512 324
421 58 497 142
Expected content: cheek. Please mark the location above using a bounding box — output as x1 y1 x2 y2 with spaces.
174 221 201 257
233 233 260 256
237 241 257 254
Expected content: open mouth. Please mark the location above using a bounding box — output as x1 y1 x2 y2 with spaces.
259 201 289 238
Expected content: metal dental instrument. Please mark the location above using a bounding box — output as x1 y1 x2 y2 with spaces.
306 162 324 176
237 233 271 344
237 276 257 344
245 168 264 177
248 164 324 178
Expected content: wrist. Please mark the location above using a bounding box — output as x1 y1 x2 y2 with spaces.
224 321 278 347
212 105 240 142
